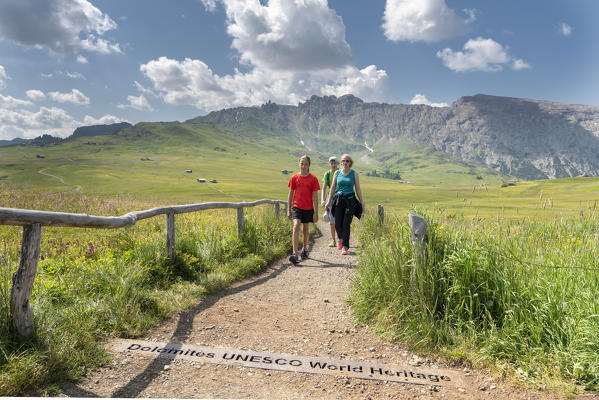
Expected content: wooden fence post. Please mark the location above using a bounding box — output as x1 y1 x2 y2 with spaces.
166 212 175 259
378 204 384 225
408 213 427 245
274 202 280 218
408 214 427 282
237 207 244 238
10 223 42 341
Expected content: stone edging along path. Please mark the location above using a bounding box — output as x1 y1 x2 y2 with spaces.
62 220 572 399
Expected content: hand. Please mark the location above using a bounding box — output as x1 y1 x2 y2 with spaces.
313 213 318 223
321 200 326 207
287 212 292 220
325 201 330 209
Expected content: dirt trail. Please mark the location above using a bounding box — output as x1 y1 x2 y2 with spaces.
38 167 82 191
62 221 582 399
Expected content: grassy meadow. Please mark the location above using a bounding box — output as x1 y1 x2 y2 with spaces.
353 209 599 394
0 188 293 395
1 122 599 394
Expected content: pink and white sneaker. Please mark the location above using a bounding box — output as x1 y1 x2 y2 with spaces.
337 239 343 250
341 247 349 255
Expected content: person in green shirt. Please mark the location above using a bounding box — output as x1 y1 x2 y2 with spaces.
321 156 339 247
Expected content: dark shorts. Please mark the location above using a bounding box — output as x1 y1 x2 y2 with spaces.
291 207 314 223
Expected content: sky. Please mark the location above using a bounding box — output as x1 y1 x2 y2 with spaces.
0 0 598 140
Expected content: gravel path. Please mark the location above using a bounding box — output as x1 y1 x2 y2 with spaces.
38 167 82 191
61 221 586 399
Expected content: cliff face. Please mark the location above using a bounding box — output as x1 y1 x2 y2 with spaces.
71 122 133 139
194 94 599 180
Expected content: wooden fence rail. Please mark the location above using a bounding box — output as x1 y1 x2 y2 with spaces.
0 199 286 341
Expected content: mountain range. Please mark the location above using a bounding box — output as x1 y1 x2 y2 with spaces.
5 94 599 181
190 94 599 180
0 122 132 148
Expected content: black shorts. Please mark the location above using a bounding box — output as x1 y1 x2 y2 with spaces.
291 207 314 223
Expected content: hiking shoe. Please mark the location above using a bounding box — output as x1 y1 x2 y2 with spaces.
337 239 343 250
300 249 309 260
341 247 349 255
328 240 336 247
289 253 299 264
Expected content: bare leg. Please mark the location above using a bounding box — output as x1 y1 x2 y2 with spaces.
330 223 336 242
302 222 310 251
292 219 301 254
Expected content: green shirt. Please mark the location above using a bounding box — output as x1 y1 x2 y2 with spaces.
322 169 337 188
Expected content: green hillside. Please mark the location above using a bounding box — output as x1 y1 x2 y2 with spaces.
0 121 511 205
3 121 599 220
0 122 307 203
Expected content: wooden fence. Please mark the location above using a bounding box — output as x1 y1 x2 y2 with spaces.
0 199 286 341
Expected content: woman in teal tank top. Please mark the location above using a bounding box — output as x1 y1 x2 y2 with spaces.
324 154 364 255
336 169 355 196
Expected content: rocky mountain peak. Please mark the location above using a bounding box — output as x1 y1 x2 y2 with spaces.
193 93 599 180
299 94 363 109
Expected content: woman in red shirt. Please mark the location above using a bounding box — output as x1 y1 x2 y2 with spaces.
287 155 320 264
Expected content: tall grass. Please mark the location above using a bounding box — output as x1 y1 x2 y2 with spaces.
352 210 599 392
0 187 291 395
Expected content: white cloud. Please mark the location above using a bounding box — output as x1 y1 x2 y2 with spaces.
382 0 468 42
321 65 389 100
0 0 121 54
437 37 529 72
0 66 123 139
39 70 86 80
560 22 572 36
200 0 217 12
223 0 352 71
0 106 76 139
65 71 86 80
409 94 448 107
26 89 46 102
463 8 476 24
141 0 388 111
118 94 153 111
82 114 126 126
512 58 531 70
0 93 32 108
80 36 121 54
77 55 89 64
134 81 158 97
141 56 388 111
0 103 127 140
0 106 70 130
0 65 7 89
48 88 90 105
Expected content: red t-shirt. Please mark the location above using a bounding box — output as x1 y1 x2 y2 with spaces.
288 173 320 210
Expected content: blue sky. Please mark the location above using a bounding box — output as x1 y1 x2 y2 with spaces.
0 0 597 140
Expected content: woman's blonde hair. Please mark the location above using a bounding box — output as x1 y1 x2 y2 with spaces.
340 154 353 167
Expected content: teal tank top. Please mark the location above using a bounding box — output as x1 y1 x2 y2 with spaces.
336 170 355 196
